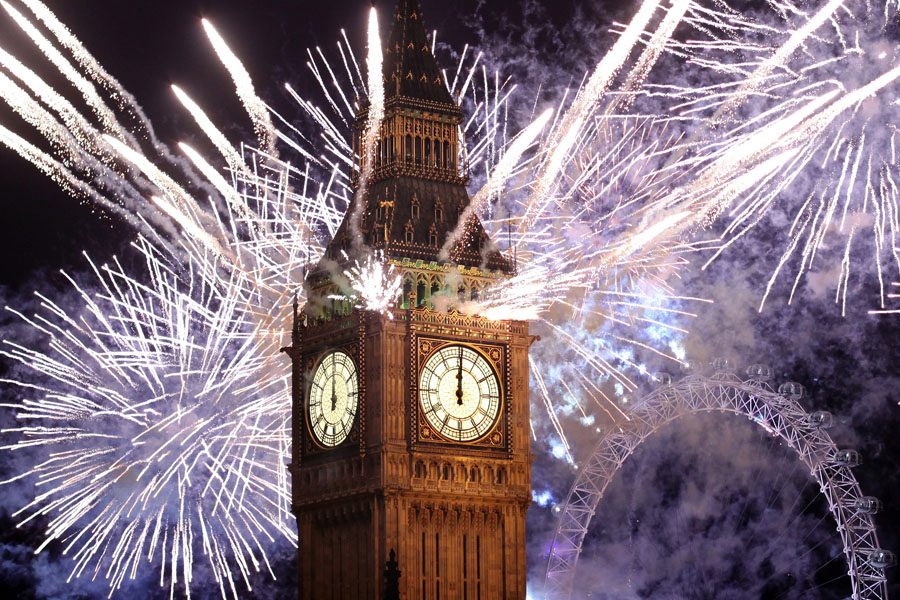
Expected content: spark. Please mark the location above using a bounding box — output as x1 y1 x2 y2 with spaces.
0 0 764 596
349 7 385 247
201 19 277 156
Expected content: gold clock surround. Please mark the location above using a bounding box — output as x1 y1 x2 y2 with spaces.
413 337 508 451
306 346 360 450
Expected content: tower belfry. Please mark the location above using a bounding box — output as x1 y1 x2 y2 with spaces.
322 0 511 273
285 2 532 598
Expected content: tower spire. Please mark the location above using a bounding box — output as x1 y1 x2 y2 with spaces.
384 0 453 104
311 0 512 284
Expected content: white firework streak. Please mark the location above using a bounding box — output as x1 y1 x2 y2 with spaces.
330 250 403 318
202 19 278 157
641 0 900 311
1 238 293 600
349 7 385 245
0 0 755 596
0 5 335 597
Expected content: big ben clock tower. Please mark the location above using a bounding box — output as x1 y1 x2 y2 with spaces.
283 1 533 598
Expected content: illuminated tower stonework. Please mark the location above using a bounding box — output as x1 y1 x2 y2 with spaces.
284 1 533 598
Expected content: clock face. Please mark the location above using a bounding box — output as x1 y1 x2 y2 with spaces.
308 349 359 447
419 344 501 442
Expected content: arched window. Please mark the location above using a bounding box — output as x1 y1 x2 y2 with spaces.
415 136 423 164
435 205 444 222
424 138 431 166
416 280 426 308
402 279 412 309
405 134 413 162
429 281 440 309
442 463 452 481
497 467 507 485
469 466 480 483
405 227 414 244
443 141 451 168
415 461 426 478
434 139 442 168
411 202 420 220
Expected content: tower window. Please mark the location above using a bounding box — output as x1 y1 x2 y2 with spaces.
417 281 426 308
434 141 442 168
424 138 431 166
415 136 422 164
405 134 413 162
436 205 444 222
406 227 414 244
429 230 438 246
443 141 451 168
463 534 468 600
402 279 413 309
476 535 482 599
412 202 420 220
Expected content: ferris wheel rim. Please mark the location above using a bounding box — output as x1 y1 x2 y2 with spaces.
542 371 890 600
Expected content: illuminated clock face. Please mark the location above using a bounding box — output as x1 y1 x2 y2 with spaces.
419 344 501 442
308 350 359 447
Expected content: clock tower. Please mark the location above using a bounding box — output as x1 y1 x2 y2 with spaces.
284 1 533 598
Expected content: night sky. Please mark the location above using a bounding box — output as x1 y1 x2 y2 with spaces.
0 1 898 599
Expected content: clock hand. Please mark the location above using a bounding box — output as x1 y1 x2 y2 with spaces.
456 347 464 406
330 354 337 412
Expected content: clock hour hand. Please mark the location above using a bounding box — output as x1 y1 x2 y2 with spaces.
456 347 464 405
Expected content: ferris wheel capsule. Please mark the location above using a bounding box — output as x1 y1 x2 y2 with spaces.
853 496 882 515
745 364 773 381
778 381 805 399
868 549 896 569
710 357 731 372
809 411 834 429
654 372 672 386
832 449 861 467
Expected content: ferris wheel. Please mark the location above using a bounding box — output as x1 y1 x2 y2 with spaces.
543 363 895 600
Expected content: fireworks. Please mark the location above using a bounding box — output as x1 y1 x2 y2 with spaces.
1 239 293 599
1 0 895 597
634 0 900 312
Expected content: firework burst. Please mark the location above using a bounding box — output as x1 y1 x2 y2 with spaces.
1 238 292 599
0 0 770 596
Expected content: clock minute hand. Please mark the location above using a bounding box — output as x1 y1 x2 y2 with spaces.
456 347 464 406
330 355 337 412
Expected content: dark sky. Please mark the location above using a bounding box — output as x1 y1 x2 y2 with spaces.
0 1 897 599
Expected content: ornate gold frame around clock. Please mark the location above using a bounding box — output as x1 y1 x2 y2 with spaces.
303 341 364 455
411 336 510 454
